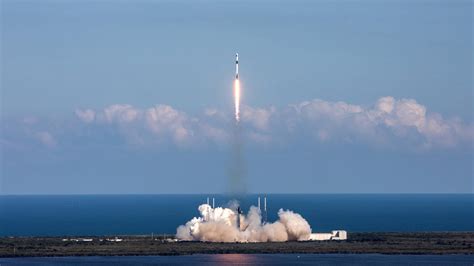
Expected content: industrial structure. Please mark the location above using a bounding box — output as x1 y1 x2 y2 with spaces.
309 230 348 241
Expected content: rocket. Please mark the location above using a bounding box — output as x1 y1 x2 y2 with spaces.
235 53 239 79
236 206 242 231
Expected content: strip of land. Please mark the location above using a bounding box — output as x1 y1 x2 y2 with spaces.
1 232 473 257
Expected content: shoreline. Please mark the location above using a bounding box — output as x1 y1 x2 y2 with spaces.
1 232 473 257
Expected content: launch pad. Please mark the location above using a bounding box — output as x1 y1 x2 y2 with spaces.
177 196 347 242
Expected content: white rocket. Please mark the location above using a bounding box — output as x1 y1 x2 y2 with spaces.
235 53 239 80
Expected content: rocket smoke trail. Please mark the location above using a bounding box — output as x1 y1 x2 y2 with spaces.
229 52 246 195
229 119 245 195
175 53 315 242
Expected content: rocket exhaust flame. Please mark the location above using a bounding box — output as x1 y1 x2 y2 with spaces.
234 79 240 122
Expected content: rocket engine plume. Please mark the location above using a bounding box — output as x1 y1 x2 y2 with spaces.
234 79 240 122
234 53 240 122
229 53 245 194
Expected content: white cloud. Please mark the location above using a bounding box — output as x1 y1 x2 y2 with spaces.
295 99 363 121
276 97 472 148
103 104 141 123
68 97 473 149
375 96 395 114
200 123 229 144
392 98 426 129
145 105 192 145
241 106 275 131
75 109 95 123
204 108 219 117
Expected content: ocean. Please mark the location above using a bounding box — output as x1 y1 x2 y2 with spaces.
1 254 473 265
0 194 472 236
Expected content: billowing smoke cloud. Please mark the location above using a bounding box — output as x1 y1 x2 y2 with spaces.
176 204 311 242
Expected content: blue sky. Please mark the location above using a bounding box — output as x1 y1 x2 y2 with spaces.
1 0 472 194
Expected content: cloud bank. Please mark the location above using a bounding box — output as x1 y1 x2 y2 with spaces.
69 96 472 149
2 97 472 150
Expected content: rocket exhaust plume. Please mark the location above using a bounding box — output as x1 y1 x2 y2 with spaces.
234 79 240 122
176 203 312 242
229 52 246 195
234 53 240 122
176 54 314 242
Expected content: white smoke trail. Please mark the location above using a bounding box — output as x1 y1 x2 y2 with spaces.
176 204 312 242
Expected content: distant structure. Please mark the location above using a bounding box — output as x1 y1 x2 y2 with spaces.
256 195 268 223
263 196 267 223
309 230 348 241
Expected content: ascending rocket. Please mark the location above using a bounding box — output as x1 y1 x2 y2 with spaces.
235 53 239 79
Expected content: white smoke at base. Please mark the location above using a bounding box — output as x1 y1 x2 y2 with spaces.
176 204 312 242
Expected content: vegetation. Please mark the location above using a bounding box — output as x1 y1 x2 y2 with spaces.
1 232 473 257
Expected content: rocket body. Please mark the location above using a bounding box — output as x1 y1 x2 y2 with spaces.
235 53 239 79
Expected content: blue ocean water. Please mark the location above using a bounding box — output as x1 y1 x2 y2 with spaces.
0 194 472 236
1 254 473 265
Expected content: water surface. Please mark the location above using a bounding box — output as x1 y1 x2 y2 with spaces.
0 194 472 236
1 254 473 265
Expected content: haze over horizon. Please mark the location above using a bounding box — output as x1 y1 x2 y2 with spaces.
1 1 472 194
